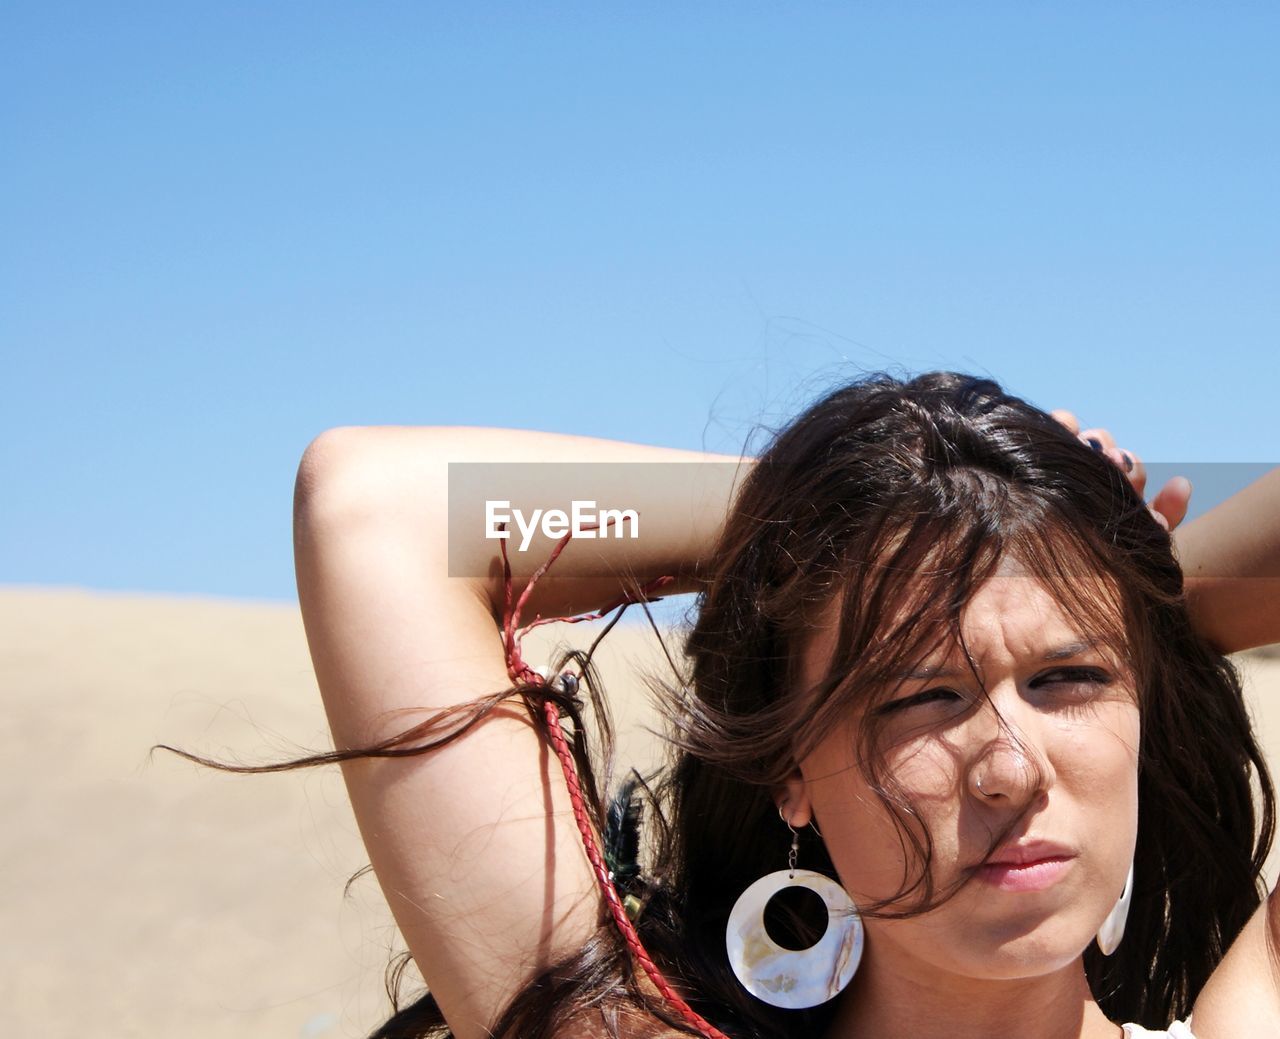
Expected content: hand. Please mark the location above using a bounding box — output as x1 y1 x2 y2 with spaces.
1050 409 1192 533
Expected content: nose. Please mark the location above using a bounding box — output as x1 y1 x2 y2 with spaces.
964 696 1051 807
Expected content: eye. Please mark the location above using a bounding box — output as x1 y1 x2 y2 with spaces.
1029 667 1117 711
1031 666 1112 689
876 687 964 715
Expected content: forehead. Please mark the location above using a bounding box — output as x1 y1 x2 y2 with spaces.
799 558 1116 691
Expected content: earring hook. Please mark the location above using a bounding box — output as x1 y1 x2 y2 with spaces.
778 805 800 878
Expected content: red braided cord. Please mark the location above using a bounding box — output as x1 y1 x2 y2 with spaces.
497 528 731 1039
537 697 731 1039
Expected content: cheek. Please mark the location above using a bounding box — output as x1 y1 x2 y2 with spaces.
802 737 960 902
886 738 965 804
1053 701 1140 794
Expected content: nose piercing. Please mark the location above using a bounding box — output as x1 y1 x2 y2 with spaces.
975 775 998 799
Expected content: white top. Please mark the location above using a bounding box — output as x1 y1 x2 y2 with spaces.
1122 1020 1195 1039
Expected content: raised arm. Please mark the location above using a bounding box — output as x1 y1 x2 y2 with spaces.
1161 469 1280 1029
292 426 744 1039
1051 413 1279 654
1177 470 1280 1034
1173 467 1280 655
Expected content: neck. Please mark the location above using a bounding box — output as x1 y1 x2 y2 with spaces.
825 945 1119 1039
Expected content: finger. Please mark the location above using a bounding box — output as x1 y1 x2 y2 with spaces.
1104 445 1129 474
1120 448 1147 498
1051 409 1081 435
1149 476 1192 533
1078 426 1138 489
1078 426 1118 454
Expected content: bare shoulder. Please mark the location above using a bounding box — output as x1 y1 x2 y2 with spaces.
1189 886 1280 1037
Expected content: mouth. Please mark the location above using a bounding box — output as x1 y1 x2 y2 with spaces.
974 840 1077 893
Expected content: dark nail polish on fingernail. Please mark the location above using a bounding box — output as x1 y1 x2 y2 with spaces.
1122 452 1134 472
1086 437 1103 452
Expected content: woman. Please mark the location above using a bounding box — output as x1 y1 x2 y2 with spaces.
290 371 1279 1039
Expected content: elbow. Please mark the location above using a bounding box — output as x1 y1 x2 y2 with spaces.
294 425 453 537
295 427 362 522
293 425 400 539
295 428 351 525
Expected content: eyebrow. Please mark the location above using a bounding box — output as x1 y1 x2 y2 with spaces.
899 639 1100 680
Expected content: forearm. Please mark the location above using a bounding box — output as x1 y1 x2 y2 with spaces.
437 426 750 618
1174 468 1280 654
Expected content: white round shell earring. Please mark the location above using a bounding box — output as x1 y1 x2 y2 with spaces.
725 812 865 1009
1096 862 1134 956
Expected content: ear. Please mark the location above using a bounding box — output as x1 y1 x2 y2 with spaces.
773 766 814 829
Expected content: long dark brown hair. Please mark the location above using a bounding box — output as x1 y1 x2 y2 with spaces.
159 371 1275 1038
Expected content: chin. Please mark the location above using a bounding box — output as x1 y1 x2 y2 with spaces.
948 922 1094 981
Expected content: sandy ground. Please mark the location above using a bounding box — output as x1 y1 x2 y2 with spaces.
4 585 1279 1038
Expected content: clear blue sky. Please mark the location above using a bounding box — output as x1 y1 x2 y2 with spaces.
3 3 1276 602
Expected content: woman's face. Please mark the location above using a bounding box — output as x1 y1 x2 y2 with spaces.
782 561 1141 983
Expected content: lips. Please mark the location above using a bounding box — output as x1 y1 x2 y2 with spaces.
974 839 1077 892
984 839 1075 867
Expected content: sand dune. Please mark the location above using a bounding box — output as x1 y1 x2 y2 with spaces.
4 585 1278 1038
